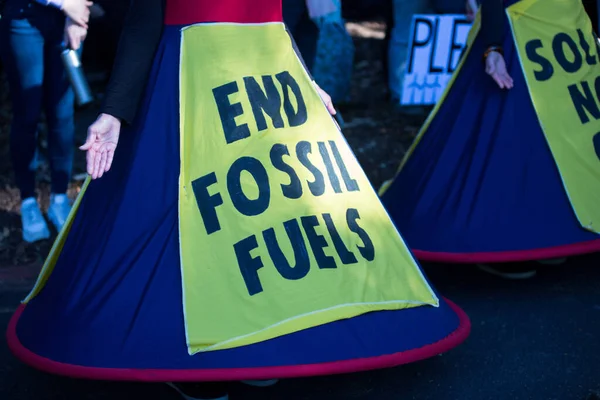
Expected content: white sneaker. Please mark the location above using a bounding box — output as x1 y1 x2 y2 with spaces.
21 197 50 243
241 379 279 387
47 193 72 232
166 383 229 400
536 258 567 265
477 263 537 280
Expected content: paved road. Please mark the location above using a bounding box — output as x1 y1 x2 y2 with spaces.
1 254 599 400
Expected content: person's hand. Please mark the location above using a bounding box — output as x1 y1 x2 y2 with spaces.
61 0 93 28
315 83 336 115
64 17 87 50
466 0 478 21
485 51 513 89
80 114 121 179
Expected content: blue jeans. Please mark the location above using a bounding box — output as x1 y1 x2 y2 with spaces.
388 0 466 102
0 1 74 199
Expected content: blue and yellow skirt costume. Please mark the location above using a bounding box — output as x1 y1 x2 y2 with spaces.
381 0 600 264
7 0 469 381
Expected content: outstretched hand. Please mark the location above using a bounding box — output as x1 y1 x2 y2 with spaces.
485 51 514 89
80 87 332 180
80 113 121 179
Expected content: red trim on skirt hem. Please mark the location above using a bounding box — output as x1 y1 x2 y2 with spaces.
6 300 470 382
412 239 600 264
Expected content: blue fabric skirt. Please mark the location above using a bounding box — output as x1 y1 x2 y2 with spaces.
7 25 469 381
381 2 600 263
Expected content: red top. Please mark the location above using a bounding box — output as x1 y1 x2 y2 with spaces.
165 0 283 25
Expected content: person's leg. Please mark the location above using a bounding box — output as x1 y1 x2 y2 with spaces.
388 0 433 105
41 13 75 232
0 16 50 242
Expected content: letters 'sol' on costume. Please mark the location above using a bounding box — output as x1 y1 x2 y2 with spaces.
6 0 469 381
381 0 600 264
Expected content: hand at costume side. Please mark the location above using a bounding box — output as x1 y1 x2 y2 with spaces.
485 51 514 89
315 83 337 115
80 114 121 179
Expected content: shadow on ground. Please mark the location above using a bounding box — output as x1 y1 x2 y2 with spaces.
1 254 599 400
